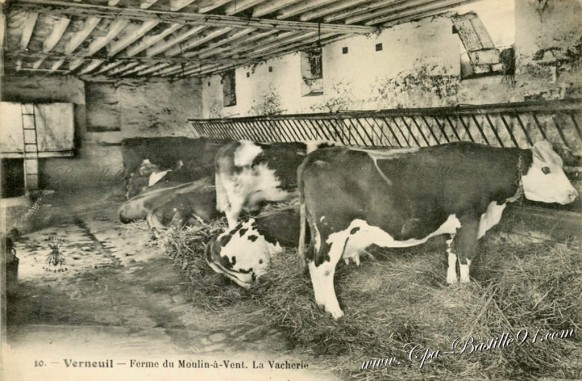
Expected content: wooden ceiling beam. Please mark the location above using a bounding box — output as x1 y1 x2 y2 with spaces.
20 12 39 49
252 0 303 18
84 18 130 55
94 60 124 74
276 0 339 20
146 25 206 57
224 0 264 15
134 62 171 75
183 27 254 58
42 16 70 52
108 19 159 55
32 16 70 70
119 62 151 76
300 0 374 21
163 27 233 57
67 57 84 72
50 57 65 72
5 50 231 64
170 31 335 77
64 16 101 54
13 0 376 34
347 0 441 24
197 29 277 59
140 0 159 9
78 59 104 75
197 0 233 13
169 0 196 11
324 0 405 22
125 23 181 56
106 61 140 76
366 0 476 25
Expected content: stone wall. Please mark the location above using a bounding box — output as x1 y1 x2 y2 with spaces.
1 76 203 190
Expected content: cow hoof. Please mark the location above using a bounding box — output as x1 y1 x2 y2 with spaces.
446 275 458 284
328 309 344 320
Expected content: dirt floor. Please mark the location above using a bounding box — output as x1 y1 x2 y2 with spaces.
3 185 338 381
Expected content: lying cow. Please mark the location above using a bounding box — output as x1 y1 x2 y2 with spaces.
297 141 578 319
215 140 334 228
147 189 217 234
205 207 301 288
119 177 216 225
126 159 185 199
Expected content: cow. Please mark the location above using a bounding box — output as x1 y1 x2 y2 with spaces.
215 140 334 228
126 159 186 199
146 187 218 235
121 137 230 199
297 141 578 319
205 206 302 288
118 177 215 224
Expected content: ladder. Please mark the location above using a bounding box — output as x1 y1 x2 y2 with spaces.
20 103 39 194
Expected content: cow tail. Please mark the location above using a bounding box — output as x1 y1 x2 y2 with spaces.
297 164 307 272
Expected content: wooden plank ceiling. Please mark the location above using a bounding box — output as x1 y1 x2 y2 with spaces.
3 0 477 79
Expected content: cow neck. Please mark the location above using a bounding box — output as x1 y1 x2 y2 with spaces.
508 152 525 204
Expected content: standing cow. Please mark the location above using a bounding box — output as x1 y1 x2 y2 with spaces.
297 141 578 319
215 140 333 228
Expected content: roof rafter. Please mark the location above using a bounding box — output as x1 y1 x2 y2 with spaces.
347 0 442 24
224 0 264 15
366 0 477 25
252 0 304 18
20 12 39 49
146 25 207 56
324 0 404 22
108 19 160 55
164 27 233 57
300 0 375 21
32 16 70 69
13 0 376 34
276 0 340 20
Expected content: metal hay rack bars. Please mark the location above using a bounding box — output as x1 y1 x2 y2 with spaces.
189 99 582 160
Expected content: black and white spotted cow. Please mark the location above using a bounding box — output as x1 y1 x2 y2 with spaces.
214 140 334 228
297 141 578 319
205 207 302 288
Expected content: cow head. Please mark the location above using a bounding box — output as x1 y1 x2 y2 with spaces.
522 141 578 205
205 219 282 288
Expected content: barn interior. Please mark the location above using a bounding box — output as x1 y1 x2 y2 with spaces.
1 0 581 380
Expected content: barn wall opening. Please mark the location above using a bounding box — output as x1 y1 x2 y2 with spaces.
222 70 237 107
1 159 25 198
300 49 323 96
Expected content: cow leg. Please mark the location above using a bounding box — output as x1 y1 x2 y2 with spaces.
454 220 479 284
446 234 458 284
308 236 346 319
226 194 247 228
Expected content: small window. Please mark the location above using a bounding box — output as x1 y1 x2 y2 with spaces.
300 49 323 96
342 47 348 54
222 69 236 107
375 43 383 51
268 66 273 72
246 72 250 78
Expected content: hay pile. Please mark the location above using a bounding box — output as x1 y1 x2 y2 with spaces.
161 223 582 380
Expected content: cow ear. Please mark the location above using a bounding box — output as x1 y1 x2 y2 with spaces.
532 140 563 166
531 141 552 161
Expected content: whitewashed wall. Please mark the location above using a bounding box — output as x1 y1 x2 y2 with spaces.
201 0 525 118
